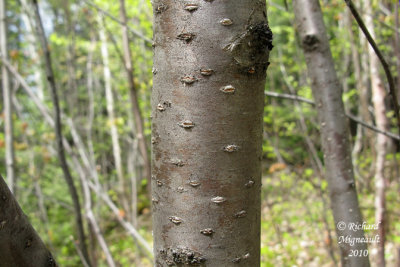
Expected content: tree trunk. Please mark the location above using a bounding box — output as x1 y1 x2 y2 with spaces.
98 17 129 215
119 0 152 192
1 0 16 194
363 1 389 266
32 1 91 265
151 1 272 266
0 175 57 266
293 1 370 266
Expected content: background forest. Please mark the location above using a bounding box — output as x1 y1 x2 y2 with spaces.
0 0 399 266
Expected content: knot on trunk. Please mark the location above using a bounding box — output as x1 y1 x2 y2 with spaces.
224 22 273 68
302 34 320 51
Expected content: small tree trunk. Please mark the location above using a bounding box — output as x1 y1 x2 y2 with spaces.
1 0 16 194
363 1 389 266
152 1 272 266
119 0 152 191
0 175 57 266
293 1 370 266
98 17 129 215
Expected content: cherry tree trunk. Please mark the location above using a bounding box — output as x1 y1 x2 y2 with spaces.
151 0 272 266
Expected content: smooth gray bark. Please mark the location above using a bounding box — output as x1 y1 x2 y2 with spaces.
1 0 16 194
0 175 57 266
293 1 370 266
152 1 272 266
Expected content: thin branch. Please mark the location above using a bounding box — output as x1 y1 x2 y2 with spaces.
345 113 400 140
265 91 315 105
82 0 152 45
1 56 54 124
265 90 400 141
380 20 400 35
344 0 400 138
268 0 288 12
